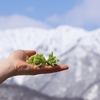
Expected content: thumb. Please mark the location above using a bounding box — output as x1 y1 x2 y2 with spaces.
24 50 36 57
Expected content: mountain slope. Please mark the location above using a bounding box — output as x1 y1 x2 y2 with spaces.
0 25 100 100
0 84 84 100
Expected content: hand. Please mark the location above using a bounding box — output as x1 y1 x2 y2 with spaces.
0 50 69 83
8 50 69 76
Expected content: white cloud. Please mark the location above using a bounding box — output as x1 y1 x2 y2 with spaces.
0 14 50 30
45 0 100 29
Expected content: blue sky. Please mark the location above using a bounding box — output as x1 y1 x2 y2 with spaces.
0 0 78 19
0 0 100 31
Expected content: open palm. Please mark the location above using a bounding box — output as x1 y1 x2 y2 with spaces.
9 50 68 76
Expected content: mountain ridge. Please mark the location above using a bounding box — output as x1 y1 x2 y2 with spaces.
0 25 100 100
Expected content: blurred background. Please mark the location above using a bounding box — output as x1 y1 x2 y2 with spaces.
0 0 100 100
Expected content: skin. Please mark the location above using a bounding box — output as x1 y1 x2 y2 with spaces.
0 50 69 84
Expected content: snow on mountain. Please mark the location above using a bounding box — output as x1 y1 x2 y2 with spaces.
0 84 84 100
0 25 100 100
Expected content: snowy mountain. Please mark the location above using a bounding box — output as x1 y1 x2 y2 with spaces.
0 25 100 100
0 84 84 100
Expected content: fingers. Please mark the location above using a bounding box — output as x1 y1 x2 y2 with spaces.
24 50 36 57
27 64 69 75
16 60 69 75
39 65 69 74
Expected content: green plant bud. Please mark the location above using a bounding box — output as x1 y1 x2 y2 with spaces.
26 52 59 67
46 52 59 66
26 53 46 67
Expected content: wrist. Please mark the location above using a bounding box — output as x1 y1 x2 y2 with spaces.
0 58 15 83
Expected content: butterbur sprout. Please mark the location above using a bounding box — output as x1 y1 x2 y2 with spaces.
26 52 59 67
26 54 46 67
46 52 59 66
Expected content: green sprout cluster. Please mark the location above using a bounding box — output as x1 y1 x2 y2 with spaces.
46 52 59 66
26 52 59 67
